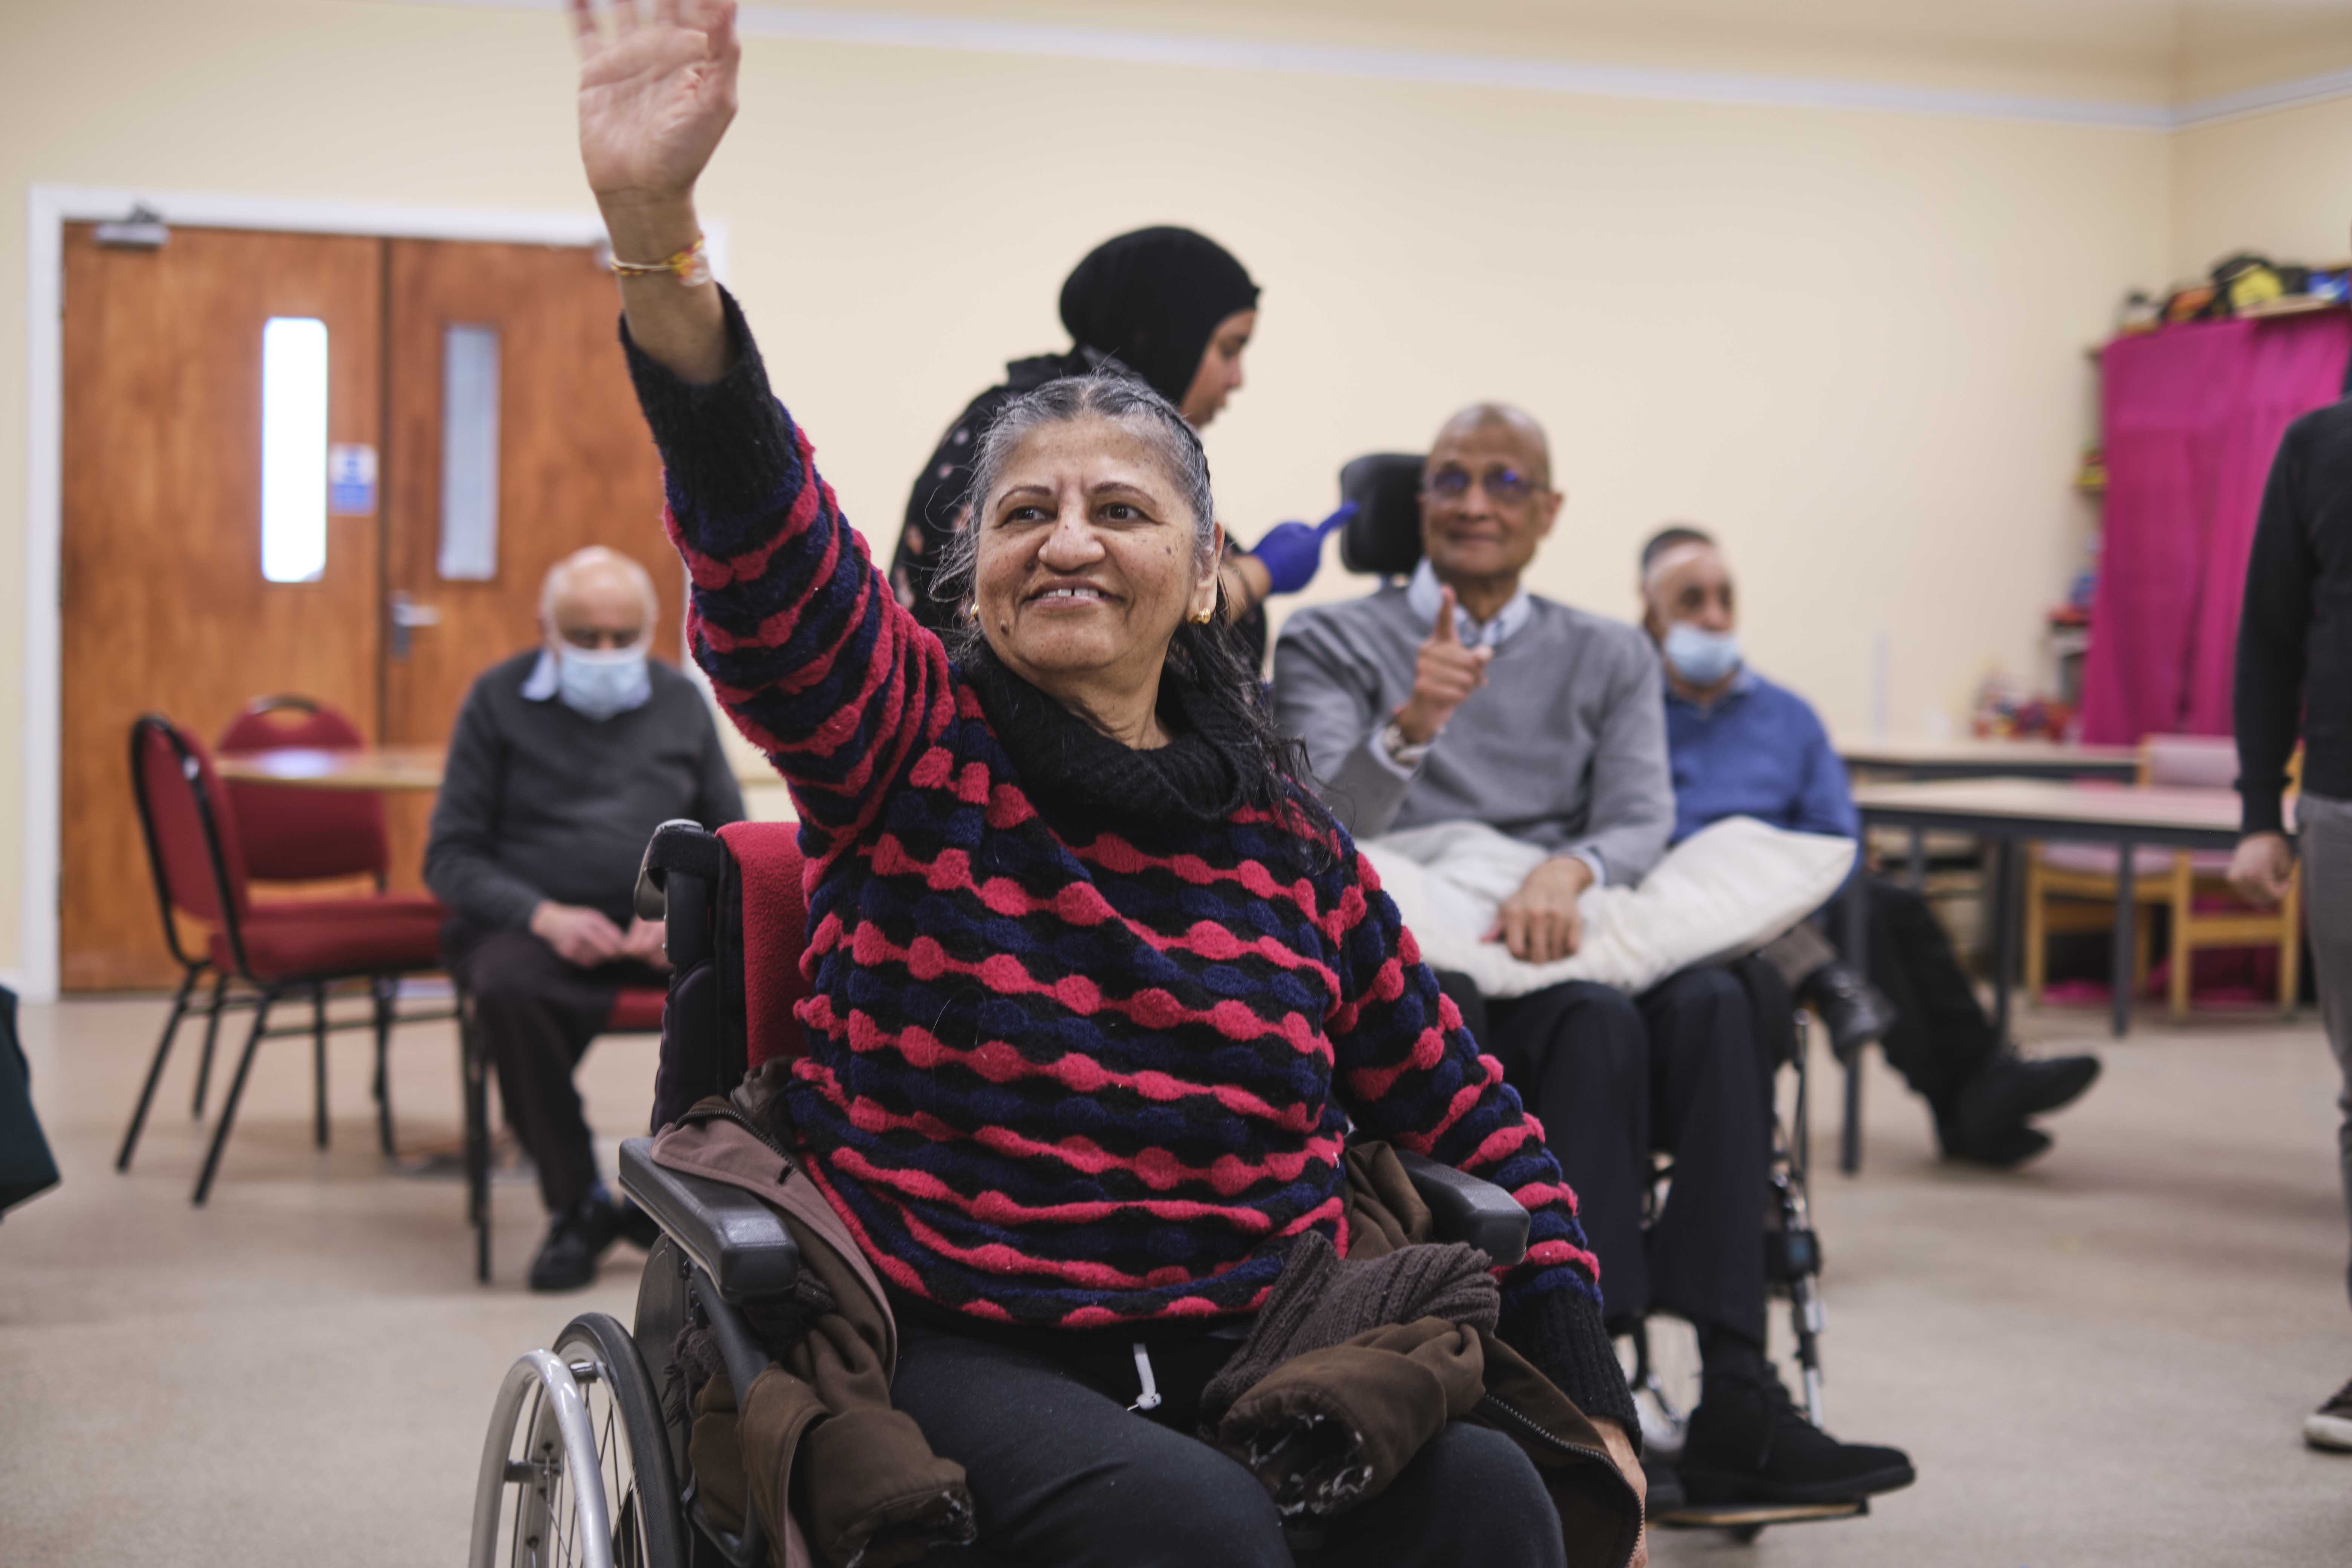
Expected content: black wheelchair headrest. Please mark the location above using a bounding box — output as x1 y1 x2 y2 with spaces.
1337 453 1426 576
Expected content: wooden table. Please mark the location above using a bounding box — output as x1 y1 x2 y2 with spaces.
1835 736 2141 782
215 746 447 792
1837 739 2147 887
1848 778 2245 1041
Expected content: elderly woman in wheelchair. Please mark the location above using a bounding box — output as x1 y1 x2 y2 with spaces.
475 4 1654 1564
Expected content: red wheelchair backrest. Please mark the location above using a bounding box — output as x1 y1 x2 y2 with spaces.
717 821 812 1067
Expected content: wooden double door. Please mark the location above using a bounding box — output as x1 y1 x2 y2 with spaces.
60 225 680 990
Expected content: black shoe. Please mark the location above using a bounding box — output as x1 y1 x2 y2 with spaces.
1957 1053 2101 1150
1800 962 1897 1061
1678 1366 1915 1506
1641 1454 1687 1514
1942 1121 2053 1168
2306 1377 2352 1452
614 1195 662 1252
528 1191 623 1292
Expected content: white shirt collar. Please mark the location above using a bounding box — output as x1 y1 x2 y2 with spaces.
520 649 560 701
1405 559 1533 648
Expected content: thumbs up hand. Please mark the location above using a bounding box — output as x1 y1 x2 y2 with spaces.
1394 586 1492 745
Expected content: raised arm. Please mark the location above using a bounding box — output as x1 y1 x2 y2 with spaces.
573 0 955 850
573 0 734 382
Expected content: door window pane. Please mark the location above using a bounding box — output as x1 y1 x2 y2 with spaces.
438 323 501 580
260 317 328 583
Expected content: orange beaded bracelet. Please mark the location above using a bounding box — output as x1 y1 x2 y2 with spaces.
606 234 711 286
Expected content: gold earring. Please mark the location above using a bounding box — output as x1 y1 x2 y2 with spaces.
1190 605 1215 625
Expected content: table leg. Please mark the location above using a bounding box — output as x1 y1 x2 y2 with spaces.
2111 838 2136 1038
1840 877 1868 1176
1908 827 1927 890
1991 837 2017 1043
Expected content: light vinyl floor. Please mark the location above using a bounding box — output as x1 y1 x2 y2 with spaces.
2 995 2348 1565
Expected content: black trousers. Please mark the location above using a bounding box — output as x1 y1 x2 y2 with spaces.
1841 876 2001 1112
889 1318 1562 1567
1481 968 1772 1340
443 919 664 1215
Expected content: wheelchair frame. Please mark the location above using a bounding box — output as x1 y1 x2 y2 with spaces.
1632 1013 1863 1540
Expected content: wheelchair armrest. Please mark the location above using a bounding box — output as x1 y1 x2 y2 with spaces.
618 1137 799 1303
1395 1149 1529 1266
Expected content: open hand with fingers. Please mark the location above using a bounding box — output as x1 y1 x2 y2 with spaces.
571 0 741 211
1393 586 1492 747
571 0 738 380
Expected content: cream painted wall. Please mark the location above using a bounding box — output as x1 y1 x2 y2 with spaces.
0 0 2204 982
2171 96 2352 280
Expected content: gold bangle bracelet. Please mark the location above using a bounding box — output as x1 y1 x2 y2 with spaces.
607 234 711 286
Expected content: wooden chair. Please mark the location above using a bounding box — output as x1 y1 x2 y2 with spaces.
2024 735 2301 1022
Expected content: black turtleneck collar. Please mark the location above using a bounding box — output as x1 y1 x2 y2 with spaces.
958 645 1253 825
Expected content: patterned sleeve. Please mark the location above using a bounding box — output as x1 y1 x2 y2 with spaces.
1321 833 1639 1433
621 291 958 856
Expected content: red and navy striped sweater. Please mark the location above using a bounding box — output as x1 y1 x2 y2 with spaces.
627 294 1629 1424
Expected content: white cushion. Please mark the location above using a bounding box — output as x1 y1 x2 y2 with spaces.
1360 816 1857 999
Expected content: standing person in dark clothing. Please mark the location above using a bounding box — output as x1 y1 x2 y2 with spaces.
2230 389 2352 1452
887 226 1345 665
426 544 744 1290
1640 528 2100 1167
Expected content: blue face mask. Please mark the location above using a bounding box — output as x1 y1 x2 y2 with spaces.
556 644 652 721
1664 622 1741 688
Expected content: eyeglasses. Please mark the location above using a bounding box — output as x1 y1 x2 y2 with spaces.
1424 465 1539 505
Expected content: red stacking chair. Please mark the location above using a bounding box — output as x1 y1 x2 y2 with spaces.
205 695 437 1152
217 695 395 882
121 715 450 1205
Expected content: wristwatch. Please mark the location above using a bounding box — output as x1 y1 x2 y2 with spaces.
1379 718 1434 769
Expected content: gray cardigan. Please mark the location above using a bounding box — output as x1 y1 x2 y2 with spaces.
424 651 746 931
1272 584 1674 885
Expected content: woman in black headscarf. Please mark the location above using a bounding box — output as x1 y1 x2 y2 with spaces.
888 227 1345 662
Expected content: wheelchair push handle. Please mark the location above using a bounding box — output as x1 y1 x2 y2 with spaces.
635 818 726 969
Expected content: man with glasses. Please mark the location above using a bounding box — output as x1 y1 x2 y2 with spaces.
426 545 744 1291
1273 404 1913 1510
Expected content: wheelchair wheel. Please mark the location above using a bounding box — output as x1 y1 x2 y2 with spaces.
472 1312 686 1568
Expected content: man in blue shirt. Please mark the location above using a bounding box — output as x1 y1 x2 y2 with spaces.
1641 527 2100 1165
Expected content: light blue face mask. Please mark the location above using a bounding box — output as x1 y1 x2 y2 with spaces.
1664 622 1741 688
557 644 652 721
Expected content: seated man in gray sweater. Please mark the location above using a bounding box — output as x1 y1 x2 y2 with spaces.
1272 404 1912 1509
426 546 743 1291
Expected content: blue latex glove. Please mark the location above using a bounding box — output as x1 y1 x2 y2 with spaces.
1245 502 1357 595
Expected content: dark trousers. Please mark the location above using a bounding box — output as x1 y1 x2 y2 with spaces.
443 920 663 1215
889 1318 1562 1567
1482 968 1772 1340
1842 876 2001 1112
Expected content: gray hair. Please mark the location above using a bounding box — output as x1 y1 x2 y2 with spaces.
540 545 659 634
929 373 1217 637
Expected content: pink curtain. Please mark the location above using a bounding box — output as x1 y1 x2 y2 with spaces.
2079 313 2351 744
